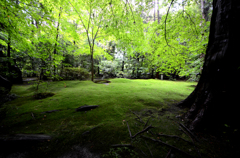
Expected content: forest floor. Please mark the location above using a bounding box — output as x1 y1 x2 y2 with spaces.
0 78 238 158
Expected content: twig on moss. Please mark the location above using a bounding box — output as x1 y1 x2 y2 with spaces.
141 135 194 158
178 124 201 158
156 133 193 145
129 109 144 123
126 121 132 137
31 112 35 120
165 149 172 158
143 116 151 129
145 140 153 157
131 125 154 139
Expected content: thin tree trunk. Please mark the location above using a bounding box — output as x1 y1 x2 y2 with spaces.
91 51 94 81
122 61 124 71
153 0 156 21
201 0 205 20
177 0 240 131
53 8 62 79
157 0 160 23
151 68 154 78
7 34 11 72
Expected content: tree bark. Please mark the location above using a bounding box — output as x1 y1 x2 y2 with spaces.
91 50 94 81
122 60 124 72
177 0 240 131
201 0 210 21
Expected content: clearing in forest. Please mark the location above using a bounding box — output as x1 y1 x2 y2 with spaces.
0 79 231 158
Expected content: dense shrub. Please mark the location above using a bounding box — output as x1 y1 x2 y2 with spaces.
61 67 90 80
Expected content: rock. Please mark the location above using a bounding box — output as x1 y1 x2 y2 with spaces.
75 105 99 112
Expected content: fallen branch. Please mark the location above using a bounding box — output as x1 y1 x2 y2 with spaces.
165 149 172 158
31 112 35 120
156 133 193 145
143 116 151 129
178 125 201 158
126 121 132 137
145 140 153 157
139 149 147 157
178 122 200 142
131 125 154 139
129 109 144 123
82 126 99 136
141 135 194 158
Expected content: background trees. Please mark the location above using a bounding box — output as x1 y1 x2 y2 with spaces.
0 0 211 83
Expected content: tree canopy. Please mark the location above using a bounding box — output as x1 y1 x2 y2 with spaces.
0 0 211 82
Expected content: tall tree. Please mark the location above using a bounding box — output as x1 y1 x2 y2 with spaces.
177 0 240 131
53 7 62 78
66 0 144 81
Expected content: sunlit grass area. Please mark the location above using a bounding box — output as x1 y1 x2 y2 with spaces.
1 79 202 157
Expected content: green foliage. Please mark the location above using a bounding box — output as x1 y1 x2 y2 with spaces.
61 67 90 80
31 80 50 95
98 60 119 77
179 53 204 81
0 0 211 81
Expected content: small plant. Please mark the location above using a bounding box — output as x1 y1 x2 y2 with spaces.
31 80 54 99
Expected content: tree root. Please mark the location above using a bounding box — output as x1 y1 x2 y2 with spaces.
178 122 200 142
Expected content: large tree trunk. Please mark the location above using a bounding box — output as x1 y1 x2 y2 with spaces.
177 0 240 131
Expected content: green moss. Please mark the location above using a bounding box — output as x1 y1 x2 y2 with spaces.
1 79 210 157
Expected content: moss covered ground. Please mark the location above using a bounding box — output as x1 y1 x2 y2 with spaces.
0 79 236 158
